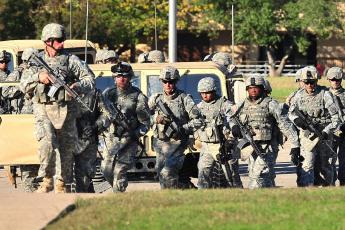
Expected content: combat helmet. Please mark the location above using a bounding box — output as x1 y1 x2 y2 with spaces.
41 23 66 42
21 48 39 62
212 52 232 67
147 50 165 63
326 67 343 80
0 50 10 63
263 78 272 94
198 77 217 93
295 68 304 82
245 75 265 88
300 66 319 81
111 61 134 78
102 50 118 63
159 66 180 82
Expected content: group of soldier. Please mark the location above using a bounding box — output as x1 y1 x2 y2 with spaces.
1 22 345 193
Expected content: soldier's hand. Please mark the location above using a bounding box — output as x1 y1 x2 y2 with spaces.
38 71 51 85
156 115 169 124
231 125 242 138
293 117 307 130
70 82 81 93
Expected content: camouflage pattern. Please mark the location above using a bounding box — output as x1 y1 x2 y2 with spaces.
20 165 40 192
111 61 134 78
41 23 66 41
300 66 319 80
196 95 242 188
95 50 107 64
289 86 340 186
245 75 265 87
159 66 180 81
326 67 343 80
149 89 203 189
22 48 39 62
211 52 232 67
147 50 165 63
20 48 95 192
236 93 300 189
99 50 118 64
97 85 150 192
74 89 103 192
197 77 217 93
0 69 9 81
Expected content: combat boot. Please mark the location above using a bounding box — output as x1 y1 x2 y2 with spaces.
36 177 54 193
55 179 65 194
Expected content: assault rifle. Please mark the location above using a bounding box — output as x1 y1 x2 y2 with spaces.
293 108 337 156
103 97 145 153
28 53 92 112
214 124 234 187
232 115 264 159
156 100 185 138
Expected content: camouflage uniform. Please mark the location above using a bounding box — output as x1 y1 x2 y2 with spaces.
74 89 103 192
211 52 232 68
196 77 242 188
326 67 345 185
20 23 95 193
0 50 11 114
289 67 340 186
148 66 203 189
2 48 38 114
234 76 300 189
147 50 165 63
97 62 150 192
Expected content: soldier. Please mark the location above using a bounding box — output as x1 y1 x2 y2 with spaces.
196 77 242 188
102 50 119 64
326 67 345 185
97 61 150 192
289 67 340 186
20 23 95 193
74 88 103 192
2 48 38 114
212 52 232 68
285 68 305 107
95 49 106 64
137 52 148 63
0 50 10 81
148 66 203 189
232 75 300 189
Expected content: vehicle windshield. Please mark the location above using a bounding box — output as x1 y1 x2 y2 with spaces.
147 73 222 104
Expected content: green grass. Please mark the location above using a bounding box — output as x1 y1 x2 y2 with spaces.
47 188 345 230
267 77 332 102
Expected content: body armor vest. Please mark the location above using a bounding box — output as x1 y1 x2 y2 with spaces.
298 88 331 126
155 90 189 140
35 51 74 103
105 86 140 136
198 96 224 143
240 97 273 141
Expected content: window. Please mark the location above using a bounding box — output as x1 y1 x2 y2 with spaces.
147 73 222 104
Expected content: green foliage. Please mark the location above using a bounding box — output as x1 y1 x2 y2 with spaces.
47 188 345 230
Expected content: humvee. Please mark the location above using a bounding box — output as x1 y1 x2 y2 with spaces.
0 60 246 188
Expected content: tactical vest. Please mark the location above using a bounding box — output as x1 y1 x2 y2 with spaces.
104 86 140 136
240 97 274 141
298 88 331 126
155 90 189 140
34 51 74 104
198 96 225 143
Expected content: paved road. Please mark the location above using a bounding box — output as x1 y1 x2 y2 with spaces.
0 143 301 230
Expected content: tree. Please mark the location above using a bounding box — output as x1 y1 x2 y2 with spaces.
198 0 344 76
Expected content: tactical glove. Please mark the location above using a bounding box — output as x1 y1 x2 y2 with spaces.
293 117 307 130
231 125 242 138
290 147 304 166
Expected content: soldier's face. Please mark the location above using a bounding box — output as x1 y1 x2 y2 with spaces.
45 38 64 56
329 79 342 89
115 75 130 89
304 80 317 93
298 81 305 89
162 80 176 95
0 61 7 71
247 86 262 100
201 91 215 102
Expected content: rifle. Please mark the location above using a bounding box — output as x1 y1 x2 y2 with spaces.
214 124 234 187
293 107 337 155
232 115 264 159
103 97 145 154
28 53 92 112
333 95 345 123
156 99 185 138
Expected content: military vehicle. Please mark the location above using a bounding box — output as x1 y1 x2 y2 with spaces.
0 60 246 189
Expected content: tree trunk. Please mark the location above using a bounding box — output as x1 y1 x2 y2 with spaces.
266 48 290 77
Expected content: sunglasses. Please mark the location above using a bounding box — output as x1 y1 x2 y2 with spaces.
330 78 341 82
162 80 176 84
304 81 316 85
111 62 132 73
49 37 65 43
